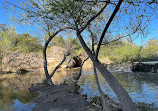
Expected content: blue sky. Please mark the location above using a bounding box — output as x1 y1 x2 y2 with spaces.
0 0 158 45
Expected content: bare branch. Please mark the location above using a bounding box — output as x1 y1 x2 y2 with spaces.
74 57 89 81
50 50 70 78
79 2 109 33
43 27 73 80
95 0 123 59
101 19 143 45
33 0 45 10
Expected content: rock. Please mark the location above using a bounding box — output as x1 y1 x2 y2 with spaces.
107 62 132 72
66 55 82 69
107 62 158 73
1 46 84 73
132 63 158 73
16 68 29 74
1 51 43 73
73 55 82 67
47 46 67 61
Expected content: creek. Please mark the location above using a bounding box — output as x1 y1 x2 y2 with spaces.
0 68 158 111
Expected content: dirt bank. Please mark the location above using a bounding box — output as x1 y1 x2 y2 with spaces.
28 84 99 111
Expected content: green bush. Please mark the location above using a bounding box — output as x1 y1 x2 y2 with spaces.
13 33 43 52
0 25 42 54
99 39 158 63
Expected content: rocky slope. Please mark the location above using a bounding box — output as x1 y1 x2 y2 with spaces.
0 46 82 73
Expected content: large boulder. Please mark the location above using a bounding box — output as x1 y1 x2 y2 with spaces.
1 51 43 73
1 46 81 73
46 46 68 68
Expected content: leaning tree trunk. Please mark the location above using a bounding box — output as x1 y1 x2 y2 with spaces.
93 63 112 111
77 32 137 111
43 27 71 85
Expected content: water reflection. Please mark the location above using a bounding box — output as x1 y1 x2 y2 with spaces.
0 69 158 110
0 86 37 111
78 71 158 107
0 69 80 111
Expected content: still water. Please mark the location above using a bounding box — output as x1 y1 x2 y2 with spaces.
0 69 158 110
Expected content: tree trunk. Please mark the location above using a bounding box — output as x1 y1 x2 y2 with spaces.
42 27 71 85
93 63 112 111
94 60 136 111
43 45 53 85
50 51 70 78
77 32 137 111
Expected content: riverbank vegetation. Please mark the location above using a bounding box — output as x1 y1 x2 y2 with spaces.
0 25 42 56
99 38 158 63
0 25 157 65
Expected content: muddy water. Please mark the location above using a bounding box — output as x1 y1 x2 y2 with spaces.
0 68 158 110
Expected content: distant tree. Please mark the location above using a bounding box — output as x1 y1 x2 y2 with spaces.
44 33 65 47
108 42 139 63
141 38 158 61
65 37 81 52
0 25 42 55
147 38 158 46
0 25 17 55
52 35 65 47
14 33 43 52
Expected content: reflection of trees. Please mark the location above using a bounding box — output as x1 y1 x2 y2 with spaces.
1 72 44 91
16 91 38 104
113 73 141 93
134 73 158 85
78 72 148 98
0 88 16 111
0 69 83 110
0 85 38 110
52 68 80 84
0 69 81 91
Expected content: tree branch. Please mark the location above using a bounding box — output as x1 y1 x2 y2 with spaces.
43 27 73 80
88 28 95 53
77 28 137 111
74 57 89 81
93 63 121 111
95 0 123 59
77 31 94 57
50 50 70 78
101 21 143 45
79 2 109 33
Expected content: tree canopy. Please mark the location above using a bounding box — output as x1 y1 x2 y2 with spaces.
0 24 42 55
